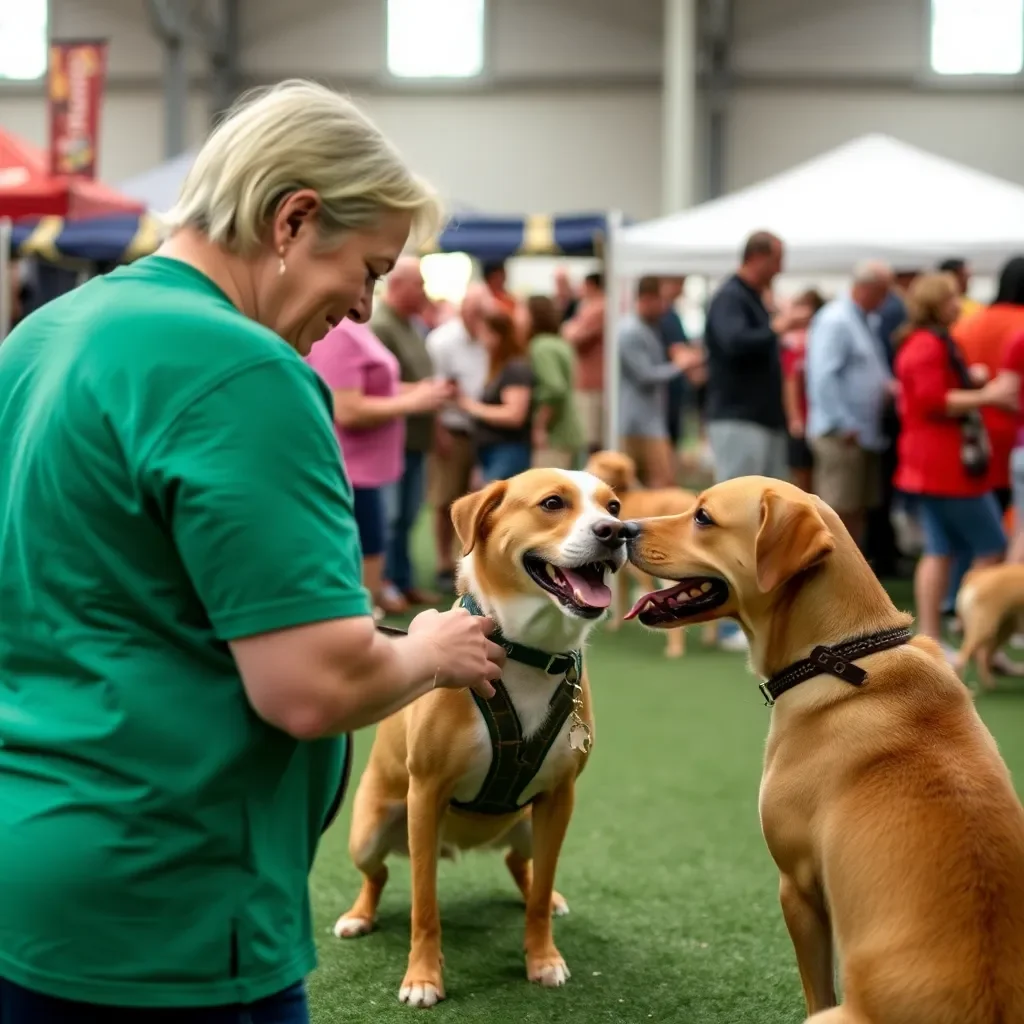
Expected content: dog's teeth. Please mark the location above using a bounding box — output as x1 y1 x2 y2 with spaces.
701 582 712 593
546 563 557 581
573 587 586 604
677 591 690 601
689 588 702 598
667 597 680 608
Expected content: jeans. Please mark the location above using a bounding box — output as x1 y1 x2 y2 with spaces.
478 442 532 483
385 450 426 592
0 978 309 1024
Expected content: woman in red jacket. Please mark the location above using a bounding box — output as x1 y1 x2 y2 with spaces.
894 273 1014 653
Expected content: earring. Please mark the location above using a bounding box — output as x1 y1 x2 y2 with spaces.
278 247 287 276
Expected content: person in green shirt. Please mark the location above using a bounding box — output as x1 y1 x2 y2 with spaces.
0 80 504 1024
527 294 585 470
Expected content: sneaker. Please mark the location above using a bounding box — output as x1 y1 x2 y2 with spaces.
943 615 963 638
404 587 441 606
991 650 1024 677
718 630 749 653
1010 633 1024 650
940 642 959 667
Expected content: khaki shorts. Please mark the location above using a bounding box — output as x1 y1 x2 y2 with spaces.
532 447 576 470
811 435 882 514
427 430 475 509
576 390 604 450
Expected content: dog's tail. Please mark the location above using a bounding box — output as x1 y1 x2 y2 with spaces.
955 573 979 621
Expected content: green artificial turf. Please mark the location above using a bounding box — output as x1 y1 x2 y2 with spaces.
306 555 1024 1023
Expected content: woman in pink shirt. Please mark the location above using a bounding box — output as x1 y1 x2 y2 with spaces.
307 321 449 615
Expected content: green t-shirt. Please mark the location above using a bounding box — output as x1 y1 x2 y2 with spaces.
0 256 371 1007
529 332 584 452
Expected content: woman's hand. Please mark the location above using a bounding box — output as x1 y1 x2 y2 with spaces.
968 364 991 385
404 378 454 414
408 607 506 698
979 373 1020 412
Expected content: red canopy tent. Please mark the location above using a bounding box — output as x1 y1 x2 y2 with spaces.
0 128 144 220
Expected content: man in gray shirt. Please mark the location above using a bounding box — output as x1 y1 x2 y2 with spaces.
618 276 704 487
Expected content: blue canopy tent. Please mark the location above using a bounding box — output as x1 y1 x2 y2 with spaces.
11 213 162 266
10 210 614 266
424 212 611 259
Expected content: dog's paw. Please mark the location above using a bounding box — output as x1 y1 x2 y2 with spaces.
551 891 570 917
527 953 571 988
333 915 373 939
399 966 445 1008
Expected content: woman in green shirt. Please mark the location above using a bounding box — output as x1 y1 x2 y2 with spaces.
527 294 585 469
0 80 504 1023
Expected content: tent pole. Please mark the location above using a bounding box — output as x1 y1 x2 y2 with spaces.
603 209 624 451
0 218 11 342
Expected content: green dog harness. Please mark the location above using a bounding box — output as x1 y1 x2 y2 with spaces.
450 594 586 816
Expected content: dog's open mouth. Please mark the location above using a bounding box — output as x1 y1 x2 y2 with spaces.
625 577 729 626
523 555 616 618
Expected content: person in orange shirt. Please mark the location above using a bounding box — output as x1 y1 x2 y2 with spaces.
481 259 518 317
951 255 1024 512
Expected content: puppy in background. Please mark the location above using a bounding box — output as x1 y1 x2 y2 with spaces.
585 450 712 657
955 562 1024 691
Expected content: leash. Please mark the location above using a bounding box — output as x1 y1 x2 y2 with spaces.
760 626 913 707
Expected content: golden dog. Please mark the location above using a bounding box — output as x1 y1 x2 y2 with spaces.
955 562 1024 692
626 476 1024 1024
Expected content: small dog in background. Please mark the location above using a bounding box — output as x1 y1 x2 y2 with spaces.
955 562 1024 691
585 450 713 657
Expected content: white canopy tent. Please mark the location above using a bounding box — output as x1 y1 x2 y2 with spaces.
602 134 1024 445
614 134 1024 277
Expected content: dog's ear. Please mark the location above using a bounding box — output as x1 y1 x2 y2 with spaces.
451 480 509 554
755 490 835 593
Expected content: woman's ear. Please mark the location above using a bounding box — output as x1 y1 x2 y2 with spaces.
755 490 835 593
451 481 509 555
272 189 321 251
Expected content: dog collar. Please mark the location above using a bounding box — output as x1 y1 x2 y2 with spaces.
760 626 913 707
459 593 581 677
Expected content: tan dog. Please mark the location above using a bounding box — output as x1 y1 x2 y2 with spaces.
626 476 1024 1024
585 450 704 657
955 562 1024 692
336 469 631 1008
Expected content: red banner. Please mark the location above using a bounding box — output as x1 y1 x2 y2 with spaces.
48 40 109 179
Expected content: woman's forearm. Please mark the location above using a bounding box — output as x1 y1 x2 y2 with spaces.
333 390 412 429
234 618 440 739
463 398 530 428
945 389 989 415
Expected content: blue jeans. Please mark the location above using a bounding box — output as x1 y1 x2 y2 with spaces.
0 978 308 1023
912 493 1006 560
385 450 426 593
479 442 532 483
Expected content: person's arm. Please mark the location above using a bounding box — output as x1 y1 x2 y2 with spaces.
782 371 804 436
562 301 603 354
143 358 501 740
461 385 531 428
806 319 858 438
705 292 777 357
620 326 682 385
331 380 446 430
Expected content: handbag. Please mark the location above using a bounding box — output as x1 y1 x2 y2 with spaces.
935 329 990 478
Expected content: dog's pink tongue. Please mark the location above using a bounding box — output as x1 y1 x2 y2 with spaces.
560 568 612 609
624 594 651 621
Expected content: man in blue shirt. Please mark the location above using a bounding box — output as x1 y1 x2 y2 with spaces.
806 261 895 547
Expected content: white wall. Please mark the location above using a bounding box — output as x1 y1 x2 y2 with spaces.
2 0 1024 218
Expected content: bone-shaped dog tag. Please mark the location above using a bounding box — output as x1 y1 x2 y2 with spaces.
568 722 591 753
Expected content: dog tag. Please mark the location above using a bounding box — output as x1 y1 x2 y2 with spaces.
569 722 591 753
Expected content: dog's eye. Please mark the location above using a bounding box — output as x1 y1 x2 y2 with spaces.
693 507 715 527
540 495 565 512
607 499 621 517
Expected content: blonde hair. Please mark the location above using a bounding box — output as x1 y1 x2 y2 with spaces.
164 79 441 253
894 272 958 344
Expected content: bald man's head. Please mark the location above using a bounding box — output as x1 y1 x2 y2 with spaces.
461 283 493 338
385 257 426 317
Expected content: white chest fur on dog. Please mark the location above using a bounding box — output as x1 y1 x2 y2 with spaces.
448 656 581 809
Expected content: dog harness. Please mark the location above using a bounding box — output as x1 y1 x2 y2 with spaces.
449 593 584 816
759 625 913 707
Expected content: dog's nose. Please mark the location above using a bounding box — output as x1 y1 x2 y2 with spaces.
620 520 642 542
591 519 638 548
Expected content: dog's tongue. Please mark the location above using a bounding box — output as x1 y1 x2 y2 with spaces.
624 594 651 621
559 567 612 609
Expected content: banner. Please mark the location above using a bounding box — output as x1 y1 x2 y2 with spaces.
48 40 109 179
